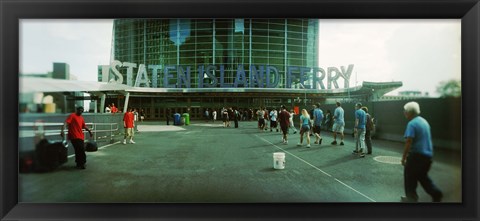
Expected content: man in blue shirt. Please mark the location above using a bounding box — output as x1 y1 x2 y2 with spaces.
401 101 443 202
312 103 324 145
353 103 367 157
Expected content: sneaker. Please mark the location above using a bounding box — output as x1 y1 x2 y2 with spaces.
129 140 136 144
359 153 366 158
340 141 344 145
319 138 323 145
306 144 311 148
297 143 302 147
352 150 359 154
285 140 288 144
122 141 127 145
293 131 297 134
314 141 319 144
331 141 337 145
76 165 86 170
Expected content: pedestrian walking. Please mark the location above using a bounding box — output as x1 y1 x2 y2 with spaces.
401 101 443 202
256 108 266 131
289 109 298 134
362 106 374 154
133 108 139 132
140 109 145 122
166 108 171 125
278 105 291 144
105 104 111 113
331 102 345 145
123 108 136 144
297 109 311 148
269 108 278 132
212 109 217 123
312 103 324 145
323 109 333 132
60 106 93 170
353 103 367 157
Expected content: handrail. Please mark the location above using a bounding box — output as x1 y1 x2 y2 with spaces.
19 122 119 142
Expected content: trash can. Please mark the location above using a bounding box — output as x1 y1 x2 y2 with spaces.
182 113 190 125
173 113 181 125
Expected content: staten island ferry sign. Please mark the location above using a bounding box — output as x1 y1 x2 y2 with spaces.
101 60 353 90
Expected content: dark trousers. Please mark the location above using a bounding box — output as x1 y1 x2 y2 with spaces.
71 139 86 166
166 116 170 125
365 130 372 153
234 119 239 128
404 153 442 202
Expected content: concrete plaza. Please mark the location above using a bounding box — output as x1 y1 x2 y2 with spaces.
19 120 461 203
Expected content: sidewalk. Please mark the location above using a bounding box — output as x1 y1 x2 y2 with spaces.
19 120 461 203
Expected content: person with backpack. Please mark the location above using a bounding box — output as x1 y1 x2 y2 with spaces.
362 106 374 155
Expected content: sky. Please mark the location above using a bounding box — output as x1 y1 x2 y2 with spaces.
20 19 461 97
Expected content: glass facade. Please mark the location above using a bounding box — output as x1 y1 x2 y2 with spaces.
112 19 319 89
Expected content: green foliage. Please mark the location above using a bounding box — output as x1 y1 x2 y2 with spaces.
436 79 461 98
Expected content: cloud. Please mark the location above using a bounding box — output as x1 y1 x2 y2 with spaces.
318 19 461 96
20 19 113 80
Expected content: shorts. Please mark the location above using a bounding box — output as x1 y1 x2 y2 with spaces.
270 121 278 128
300 124 310 133
258 119 265 127
332 122 345 133
124 128 134 137
313 125 321 134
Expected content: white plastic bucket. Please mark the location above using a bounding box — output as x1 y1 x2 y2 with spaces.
273 152 286 169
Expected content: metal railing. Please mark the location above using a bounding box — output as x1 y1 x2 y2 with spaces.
19 121 119 143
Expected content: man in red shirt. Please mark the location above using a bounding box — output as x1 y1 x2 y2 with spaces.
278 105 291 144
111 103 118 114
60 106 92 170
123 108 135 144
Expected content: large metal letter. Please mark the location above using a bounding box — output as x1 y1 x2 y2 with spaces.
110 60 124 84
148 65 162 88
266 65 279 88
205 65 218 88
287 66 299 88
328 67 341 89
123 62 137 87
134 64 150 87
313 67 326 89
234 64 247 88
250 65 264 88
164 65 176 88
177 66 191 88
340 64 354 88
219 65 233 88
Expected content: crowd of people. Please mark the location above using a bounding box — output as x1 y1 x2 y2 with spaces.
60 100 443 202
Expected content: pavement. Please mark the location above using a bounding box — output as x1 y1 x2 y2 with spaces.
19 120 461 203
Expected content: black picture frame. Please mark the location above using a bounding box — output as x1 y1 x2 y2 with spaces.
1 0 479 220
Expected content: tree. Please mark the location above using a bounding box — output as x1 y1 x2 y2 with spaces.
436 79 461 98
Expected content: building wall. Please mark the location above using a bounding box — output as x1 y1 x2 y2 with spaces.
112 19 319 89
320 97 461 150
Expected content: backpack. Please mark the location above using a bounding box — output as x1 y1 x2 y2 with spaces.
366 114 374 131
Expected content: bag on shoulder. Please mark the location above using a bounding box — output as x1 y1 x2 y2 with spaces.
366 114 374 131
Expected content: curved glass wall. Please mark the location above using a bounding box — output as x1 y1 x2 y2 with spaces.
112 19 319 89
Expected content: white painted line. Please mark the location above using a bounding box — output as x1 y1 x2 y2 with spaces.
255 135 376 202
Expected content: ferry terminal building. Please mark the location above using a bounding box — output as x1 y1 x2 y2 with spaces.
98 19 402 120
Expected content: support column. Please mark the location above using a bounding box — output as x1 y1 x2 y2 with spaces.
123 92 130 113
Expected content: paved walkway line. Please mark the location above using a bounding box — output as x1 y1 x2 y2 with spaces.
67 141 121 158
256 135 377 202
